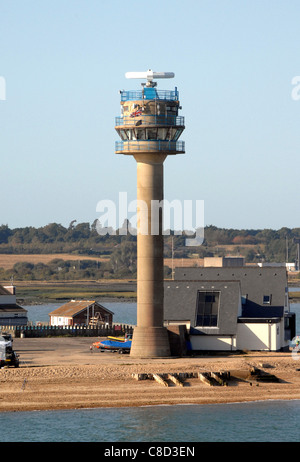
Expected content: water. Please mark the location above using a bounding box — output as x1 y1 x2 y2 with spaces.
25 301 137 326
0 400 299 442
25 301 300 335
291 302 300 335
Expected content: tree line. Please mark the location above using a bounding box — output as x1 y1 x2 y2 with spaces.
0 221 299 280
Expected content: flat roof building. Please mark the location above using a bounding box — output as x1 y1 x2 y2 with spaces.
203 256 245 267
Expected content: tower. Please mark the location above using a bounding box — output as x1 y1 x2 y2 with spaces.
115 70 185 357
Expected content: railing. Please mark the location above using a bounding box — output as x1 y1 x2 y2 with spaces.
115 115 185 127
1 324 134 338
115 140 185 153
120 89 179 101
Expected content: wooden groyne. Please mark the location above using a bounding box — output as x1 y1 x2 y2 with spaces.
132 370 230 387
132 372 190 387
132 367 279 387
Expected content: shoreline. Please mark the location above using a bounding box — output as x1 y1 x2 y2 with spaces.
20 296 137 306
1 338 300 413
5 398 300 415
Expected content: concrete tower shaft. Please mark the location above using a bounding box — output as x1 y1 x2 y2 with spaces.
115 72 185 357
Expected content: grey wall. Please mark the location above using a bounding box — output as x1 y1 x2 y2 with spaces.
164 280 241 335
173 266 287 317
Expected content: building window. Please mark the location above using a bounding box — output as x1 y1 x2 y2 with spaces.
196 291 220 327
263 295 271 305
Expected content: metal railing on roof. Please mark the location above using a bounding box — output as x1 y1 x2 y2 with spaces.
120 89 179 101
115 115 185 127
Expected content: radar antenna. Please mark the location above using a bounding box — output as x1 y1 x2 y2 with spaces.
125 69 175 87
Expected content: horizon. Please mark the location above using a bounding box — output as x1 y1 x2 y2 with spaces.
1 220 300 233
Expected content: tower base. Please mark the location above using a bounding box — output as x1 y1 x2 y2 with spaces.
130 326 171 358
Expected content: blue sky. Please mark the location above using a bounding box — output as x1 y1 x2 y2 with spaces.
0 0 299 230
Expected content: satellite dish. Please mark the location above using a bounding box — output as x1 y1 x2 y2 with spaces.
125 69 175 82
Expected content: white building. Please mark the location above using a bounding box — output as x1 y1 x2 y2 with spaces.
0 285 28 326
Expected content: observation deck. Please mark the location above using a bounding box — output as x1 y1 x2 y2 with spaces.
115 140 185 155
115 82 185 156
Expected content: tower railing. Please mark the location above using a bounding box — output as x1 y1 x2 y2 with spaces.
120 89 179 101
115 140 185 153
115 115 185 127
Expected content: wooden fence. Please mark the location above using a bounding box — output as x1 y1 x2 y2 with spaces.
0 324 134 338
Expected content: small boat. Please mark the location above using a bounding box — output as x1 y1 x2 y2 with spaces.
92 333 132 353
107 336 124 342
107 333 132 342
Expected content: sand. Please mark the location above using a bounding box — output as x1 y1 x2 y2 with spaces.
1 337 300 412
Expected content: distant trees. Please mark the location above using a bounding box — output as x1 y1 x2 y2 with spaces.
109 241 137 278
0 222 299 280
0 225 12 243
0 258 105 281
0 222 123 255
232 235 258 245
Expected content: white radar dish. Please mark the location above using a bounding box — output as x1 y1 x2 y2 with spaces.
125 70 175 82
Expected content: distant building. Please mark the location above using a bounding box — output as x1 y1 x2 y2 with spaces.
0 285 28 326
257 262 297 272
49 300 114 327
204 256 245 267
164 266 295 352
286 263 296 272
257 262 286 267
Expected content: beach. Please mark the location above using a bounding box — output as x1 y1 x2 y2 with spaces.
0 337 299 412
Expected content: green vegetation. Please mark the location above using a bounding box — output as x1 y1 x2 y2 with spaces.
14 282 136 303
0 222 299 281
0 258 105 281
200 225 300 264
288 292 300 299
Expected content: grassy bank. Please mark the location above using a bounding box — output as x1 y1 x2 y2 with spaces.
289 291 300 301
4 278 299 305
2 280 137 304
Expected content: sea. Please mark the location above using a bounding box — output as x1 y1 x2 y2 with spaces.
1 300 300 443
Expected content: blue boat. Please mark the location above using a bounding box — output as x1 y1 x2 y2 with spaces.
93 334 132 353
